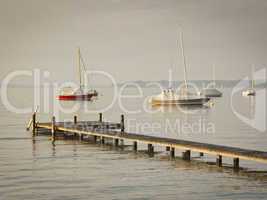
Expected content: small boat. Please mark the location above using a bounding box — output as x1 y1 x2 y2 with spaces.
58 87 98 101
150 31 210 106
58 48 98 101
242 88 255 96
150 89 210 106
202 65 222 97
242 67 256 97
202 88 222 98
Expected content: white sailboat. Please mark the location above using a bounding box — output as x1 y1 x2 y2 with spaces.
150 32 210 106
202 65 223 97
242 67 256 96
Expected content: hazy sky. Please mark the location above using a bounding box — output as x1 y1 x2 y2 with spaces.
1 0 267 84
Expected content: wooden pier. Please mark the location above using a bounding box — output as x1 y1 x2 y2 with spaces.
28 113 267 170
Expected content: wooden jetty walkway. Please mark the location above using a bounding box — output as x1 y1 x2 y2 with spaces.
27 113 267 170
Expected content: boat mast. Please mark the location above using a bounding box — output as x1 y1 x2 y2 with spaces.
179 31 188 92
213 65 216 89
78 47 82 90
251 66 254 89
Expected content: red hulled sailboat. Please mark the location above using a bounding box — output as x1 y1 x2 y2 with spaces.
58 48 98 101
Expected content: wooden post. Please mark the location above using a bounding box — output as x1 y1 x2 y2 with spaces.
216 155 222 167
99 113 102 122
121 114 125 132
32 113 36 136
74 115 77 124
73 116 78 138
120 139 124 146
233 158 239 170
51 116 56 142
148 143 152 154
170 147 175 159
133 141 137 152
166 146 170 151
114 138 119 147
148 144 154 157
101 136 105 144
93 135 97 143
200 152 204 157
182 150 191 161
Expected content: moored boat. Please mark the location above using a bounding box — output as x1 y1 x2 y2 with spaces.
242 66 256 97
58 88 98 101
242 88 256 96
58 48 98 101
149 31 210 106
202 88 222 97
150 89 210 106
202 65 223 97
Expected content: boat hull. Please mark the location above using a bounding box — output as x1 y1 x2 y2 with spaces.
150 97 210 106
58 93 98 101
242 90 256 96
202 88 222 97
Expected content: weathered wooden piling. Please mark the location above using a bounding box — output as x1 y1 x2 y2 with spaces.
32 113 36 136
148 143 152 153
216 155 222 167
148 144 154 157
51 116 56 142
182 150 191 161
73 115 78 138
101 136 105 144
93 135 98 143
121 115 125 132
114 139 119 147
80 134 84 141
233 158 240 170
151 146 154 157
133 141 137 152
170 147 175 159
99 113 103 122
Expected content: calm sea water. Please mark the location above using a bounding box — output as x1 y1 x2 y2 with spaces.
0 86 267 200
